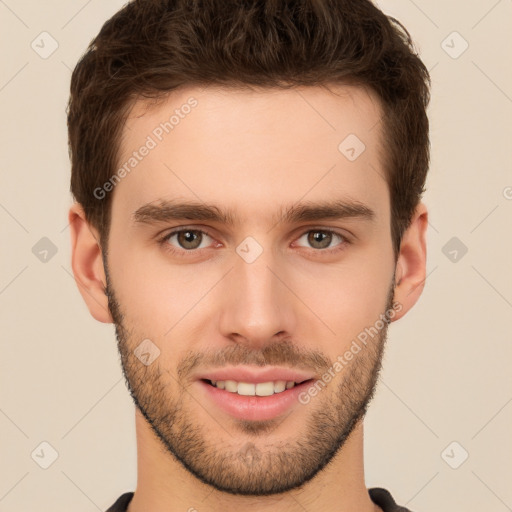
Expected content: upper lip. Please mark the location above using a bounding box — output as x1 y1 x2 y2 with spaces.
196 366 316 384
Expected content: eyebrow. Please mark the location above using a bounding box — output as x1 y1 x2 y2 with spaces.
132 198 376 227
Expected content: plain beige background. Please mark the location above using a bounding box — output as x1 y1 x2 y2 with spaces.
1 1 511 511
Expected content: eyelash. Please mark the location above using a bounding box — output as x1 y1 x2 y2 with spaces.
157 227 351 257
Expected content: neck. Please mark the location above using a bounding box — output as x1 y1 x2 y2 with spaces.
127 410 380 512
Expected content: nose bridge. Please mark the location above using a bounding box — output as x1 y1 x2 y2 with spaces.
219 238 295 344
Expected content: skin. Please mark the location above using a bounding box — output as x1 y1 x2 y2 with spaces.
69 84 428 512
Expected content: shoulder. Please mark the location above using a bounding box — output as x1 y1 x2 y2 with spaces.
368 487 415 512
105 492 134 512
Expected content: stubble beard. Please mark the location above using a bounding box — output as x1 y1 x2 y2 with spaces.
105 262 395 496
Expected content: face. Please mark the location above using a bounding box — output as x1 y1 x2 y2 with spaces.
104 84 398 495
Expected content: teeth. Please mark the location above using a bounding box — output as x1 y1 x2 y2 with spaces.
209 380 297 396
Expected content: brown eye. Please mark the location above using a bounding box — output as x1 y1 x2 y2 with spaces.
308 231 333 249
296 229 346 251
163 229 212 251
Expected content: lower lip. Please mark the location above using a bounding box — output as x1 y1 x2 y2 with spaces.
197 379 314 421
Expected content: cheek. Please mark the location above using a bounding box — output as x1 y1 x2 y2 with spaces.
108 239 219 337
106 235 167 332
294 254 392 347
326 292 386 341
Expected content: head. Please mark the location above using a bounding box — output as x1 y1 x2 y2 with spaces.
68 0 429 497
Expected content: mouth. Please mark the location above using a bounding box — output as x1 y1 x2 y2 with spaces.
200 377 314 396
197 378 316 421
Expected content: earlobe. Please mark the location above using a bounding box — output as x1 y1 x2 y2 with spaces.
68 203 113 324
390 202 428 322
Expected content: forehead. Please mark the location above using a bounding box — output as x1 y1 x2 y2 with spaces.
113 84 388 227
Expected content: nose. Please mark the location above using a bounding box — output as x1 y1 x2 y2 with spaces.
218 243 297 349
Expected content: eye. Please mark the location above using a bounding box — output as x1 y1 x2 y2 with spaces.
158 227 350 258
161 228 214 252
295 229 348 252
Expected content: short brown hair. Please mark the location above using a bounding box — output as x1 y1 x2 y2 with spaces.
67 0 430 259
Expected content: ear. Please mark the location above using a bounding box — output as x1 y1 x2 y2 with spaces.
68 203 113 323
390 201 428 322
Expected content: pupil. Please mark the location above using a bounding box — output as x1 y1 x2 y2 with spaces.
310 231 330 249
180 230 200 249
